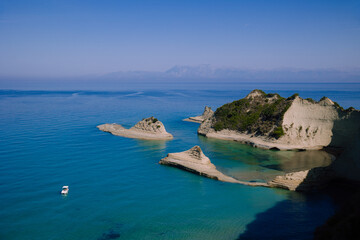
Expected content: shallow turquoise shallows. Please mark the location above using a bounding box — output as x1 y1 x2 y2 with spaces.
1 83 359 240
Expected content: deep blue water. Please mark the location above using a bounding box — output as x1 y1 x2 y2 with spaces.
0 83 359 240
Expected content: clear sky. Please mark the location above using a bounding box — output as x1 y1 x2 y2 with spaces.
0 0 359 78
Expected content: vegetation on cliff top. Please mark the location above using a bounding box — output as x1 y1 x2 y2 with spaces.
213 90 291 138
212 90 351 139
144 116 158 123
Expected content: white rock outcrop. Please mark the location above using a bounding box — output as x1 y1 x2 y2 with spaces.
184 106 214 123
268 166 335 191
98 117 173 140
279 97 350 149
160 146 268 187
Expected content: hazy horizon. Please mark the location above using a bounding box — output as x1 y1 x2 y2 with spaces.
1 64 360 90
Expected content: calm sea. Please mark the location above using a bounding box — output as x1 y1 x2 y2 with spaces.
0 83 359 240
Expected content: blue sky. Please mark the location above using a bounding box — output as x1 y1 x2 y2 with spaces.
0 0 359 78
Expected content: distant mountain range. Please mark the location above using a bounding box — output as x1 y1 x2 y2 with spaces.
1 65 359 90
100 65 360 82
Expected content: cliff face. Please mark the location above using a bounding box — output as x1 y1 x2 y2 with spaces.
281 97 360 149
198 89 360 150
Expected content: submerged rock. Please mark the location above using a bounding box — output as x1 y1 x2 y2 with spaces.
184 106 214 123
98 117 173 140
97 230 120 240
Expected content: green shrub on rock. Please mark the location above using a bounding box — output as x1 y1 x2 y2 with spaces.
213 90 292 139
272 126 285 139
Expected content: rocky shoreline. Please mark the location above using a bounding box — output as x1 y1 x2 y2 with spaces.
160 146 340 191
160 146 281 188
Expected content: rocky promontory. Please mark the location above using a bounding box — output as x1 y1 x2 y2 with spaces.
98 117 173 140
160 146 340 191
184 106 214 123
198 89 360 151
160 146 268 187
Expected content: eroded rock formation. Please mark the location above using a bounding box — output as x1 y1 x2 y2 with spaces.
268 167 336 191
98 117 173 140
184 106 214 123
160 146 268 187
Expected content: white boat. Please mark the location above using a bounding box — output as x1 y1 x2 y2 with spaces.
61 186 69 195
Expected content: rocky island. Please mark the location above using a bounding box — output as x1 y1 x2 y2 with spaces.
98 117 173 140
198 89 360 151
184 106 214 123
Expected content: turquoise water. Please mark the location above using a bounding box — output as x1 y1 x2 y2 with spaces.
1 83 359 240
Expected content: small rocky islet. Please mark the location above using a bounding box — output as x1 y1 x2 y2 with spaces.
97 116 173 140
183 106 214 123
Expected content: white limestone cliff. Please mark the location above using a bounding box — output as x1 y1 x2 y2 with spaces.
198 90 360 150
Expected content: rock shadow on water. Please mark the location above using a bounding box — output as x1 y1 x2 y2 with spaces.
135 138 168 151
314 188 360 240
236 183 360 240
97 229 121 240
236 191 335 240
